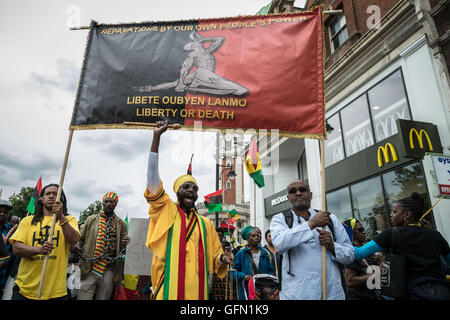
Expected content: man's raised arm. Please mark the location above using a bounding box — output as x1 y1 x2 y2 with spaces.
147 120 169 194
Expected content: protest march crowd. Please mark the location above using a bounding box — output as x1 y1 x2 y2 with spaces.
1 121 449 301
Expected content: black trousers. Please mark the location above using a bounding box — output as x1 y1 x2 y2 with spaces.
11 285 68 301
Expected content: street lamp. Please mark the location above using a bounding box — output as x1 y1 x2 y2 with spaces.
214 164 236 227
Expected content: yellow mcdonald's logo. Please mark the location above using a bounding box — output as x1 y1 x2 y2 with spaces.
377 143 399 167
409 128 433 151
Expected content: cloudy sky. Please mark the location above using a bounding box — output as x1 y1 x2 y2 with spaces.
0 0 309 221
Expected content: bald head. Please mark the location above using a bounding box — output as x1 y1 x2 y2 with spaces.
287 180 312 212
287 179 310 191
10 215 20 225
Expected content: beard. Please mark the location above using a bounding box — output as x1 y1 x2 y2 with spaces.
292 198 310 211
177 193 198 211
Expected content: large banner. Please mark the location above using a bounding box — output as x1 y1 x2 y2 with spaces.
71 7 325 138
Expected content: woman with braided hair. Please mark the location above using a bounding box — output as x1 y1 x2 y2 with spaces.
354 192 450 300
9 184 80 300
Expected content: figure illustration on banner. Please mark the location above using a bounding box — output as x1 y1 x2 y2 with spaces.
134 31 249 96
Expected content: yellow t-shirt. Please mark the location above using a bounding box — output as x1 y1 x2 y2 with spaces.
10 215 79 300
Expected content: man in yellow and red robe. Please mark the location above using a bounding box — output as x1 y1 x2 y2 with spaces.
145 120 234 300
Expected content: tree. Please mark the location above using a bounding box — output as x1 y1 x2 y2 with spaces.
79 200 102 222
9 187 35 219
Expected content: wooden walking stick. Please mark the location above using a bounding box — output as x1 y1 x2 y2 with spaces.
320 138 327 300
123 121 182 129
419 197 442 223
36 129 74 299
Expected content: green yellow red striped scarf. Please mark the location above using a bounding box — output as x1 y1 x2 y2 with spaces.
92 211 108 277
153 204 209 300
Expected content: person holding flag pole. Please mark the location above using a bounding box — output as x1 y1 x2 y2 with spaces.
269 178 354 300
144 120 233 300
246 133 346 299
9 184 80 300
221 217 238 300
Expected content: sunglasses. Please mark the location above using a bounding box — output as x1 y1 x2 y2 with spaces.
288 187 309 194
181 183 199 192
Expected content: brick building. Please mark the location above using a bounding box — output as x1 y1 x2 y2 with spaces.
197 134 250 244
250 0 450 243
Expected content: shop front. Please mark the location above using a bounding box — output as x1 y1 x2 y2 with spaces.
325 117 443 240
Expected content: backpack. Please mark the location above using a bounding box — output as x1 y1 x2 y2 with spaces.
280 209 347 295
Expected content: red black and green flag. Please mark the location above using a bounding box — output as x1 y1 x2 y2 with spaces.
187 154 193 175
26 177 42 215
70 8 325 139
204 189 223 213
220 221 236 236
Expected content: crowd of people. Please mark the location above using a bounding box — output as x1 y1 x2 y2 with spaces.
0 120 449 301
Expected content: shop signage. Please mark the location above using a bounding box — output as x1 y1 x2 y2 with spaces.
409 128 434 151
325 119 443 193
424 153 450 198
271 194 289 206
377 143 399 167
265 189 291 217
397 119 442 158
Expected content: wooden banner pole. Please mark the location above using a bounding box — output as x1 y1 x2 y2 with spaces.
68 10 344 31
123 121 181 129
320 138 327 300
253 182 257 226
36 129 74 299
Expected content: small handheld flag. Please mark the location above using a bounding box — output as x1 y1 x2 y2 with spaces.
220 221 236 230
125 214 129 232
26 177 42 215
187 154 194 175
204 189 223 213
227 208 239 225
245 139 265 188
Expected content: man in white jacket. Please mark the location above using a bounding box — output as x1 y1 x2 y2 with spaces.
270 180 354 300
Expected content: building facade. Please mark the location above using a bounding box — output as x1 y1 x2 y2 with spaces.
250 0 450 243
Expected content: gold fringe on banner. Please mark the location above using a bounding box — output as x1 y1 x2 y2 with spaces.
69 123 326 140
90 5 324 29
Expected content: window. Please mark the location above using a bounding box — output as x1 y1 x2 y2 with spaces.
350 177 386 239
326 187 352 222
297 151 308 182
340 95 374 157
325 68 412 162
325 113 344 167
329 12 349 52
368 70 411 142
382 162 430 221
326 162 433 240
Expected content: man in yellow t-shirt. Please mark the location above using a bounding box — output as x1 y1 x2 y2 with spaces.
9 184 80 300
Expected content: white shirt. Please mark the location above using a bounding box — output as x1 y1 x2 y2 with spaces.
147 151 160 193
270 208 354 300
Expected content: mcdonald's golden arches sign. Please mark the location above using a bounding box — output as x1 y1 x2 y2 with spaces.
397 119 442 158
377 143 399 167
